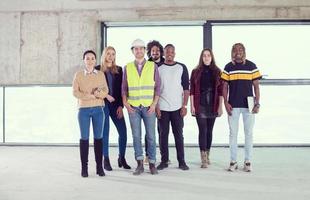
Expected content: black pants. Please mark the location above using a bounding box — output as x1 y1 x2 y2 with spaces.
196 117 216 151
159 109 185 164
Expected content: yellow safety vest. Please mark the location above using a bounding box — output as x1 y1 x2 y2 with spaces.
126 61 155 107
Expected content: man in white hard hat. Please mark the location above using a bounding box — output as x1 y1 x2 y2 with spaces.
122 39 160 175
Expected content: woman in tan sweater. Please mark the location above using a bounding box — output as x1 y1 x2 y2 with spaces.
73 50 108 177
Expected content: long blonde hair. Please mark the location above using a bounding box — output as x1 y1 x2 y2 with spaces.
100 46 118 74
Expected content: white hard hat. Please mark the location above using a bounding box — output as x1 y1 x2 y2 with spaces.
131 39 145 49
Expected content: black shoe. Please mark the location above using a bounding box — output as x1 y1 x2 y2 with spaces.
179 162 189 170
104 157 113 171
96 165 105 176
118 156 131 169
157 162 168 170
81 166 88 177
149 163 158 175
133 160 144 175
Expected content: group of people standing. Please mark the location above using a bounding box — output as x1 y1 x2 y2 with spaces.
72 39 261 178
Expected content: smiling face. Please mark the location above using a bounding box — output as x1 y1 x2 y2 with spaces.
132 46 145 60
151 46 161 61
164 46 175 63
83 52 96 70
105 49 116 67
232 43 246 64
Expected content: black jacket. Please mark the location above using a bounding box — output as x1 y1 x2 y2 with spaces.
148 57 165 67
95 65 123 107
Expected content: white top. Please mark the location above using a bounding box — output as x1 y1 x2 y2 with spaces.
158 62 189 111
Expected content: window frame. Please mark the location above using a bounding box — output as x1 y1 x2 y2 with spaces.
205 20 310 85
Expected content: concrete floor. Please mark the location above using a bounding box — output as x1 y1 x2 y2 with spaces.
0 146 309 200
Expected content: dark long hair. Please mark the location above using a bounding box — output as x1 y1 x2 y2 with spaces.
194 48 221 82
195 48 219 71
146 40 164 59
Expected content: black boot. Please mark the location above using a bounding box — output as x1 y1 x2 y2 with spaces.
104 157 113 171
94 139 105 176
79 139 89 177
133 160 144 175
118 156 131 169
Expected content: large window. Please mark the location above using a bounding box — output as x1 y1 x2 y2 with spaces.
212 24 310 79
1 85 309 145
1 21 310 145
105 24 205 145
4 86 79 143
207 21 310 145
106 25 203 71
102 21 310 146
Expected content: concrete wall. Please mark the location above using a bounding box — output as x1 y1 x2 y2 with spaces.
1 0 310 84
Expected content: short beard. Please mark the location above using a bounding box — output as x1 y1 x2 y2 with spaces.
152 56 160 61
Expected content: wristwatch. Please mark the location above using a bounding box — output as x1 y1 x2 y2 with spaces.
255 103 260 108
182 105 187 108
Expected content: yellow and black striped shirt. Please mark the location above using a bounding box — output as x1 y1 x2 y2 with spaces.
221 60 262 108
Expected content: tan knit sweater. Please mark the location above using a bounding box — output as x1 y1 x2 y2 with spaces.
72 70 108 108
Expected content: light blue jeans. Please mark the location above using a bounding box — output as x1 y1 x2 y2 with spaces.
128 106 156 164
228 108 255 162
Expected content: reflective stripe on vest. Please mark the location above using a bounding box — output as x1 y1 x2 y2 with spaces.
126 61 155 107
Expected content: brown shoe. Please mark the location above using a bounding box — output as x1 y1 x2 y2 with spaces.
133 160 144 175
149 163 158 175
200 151 207 168
206 150 211 165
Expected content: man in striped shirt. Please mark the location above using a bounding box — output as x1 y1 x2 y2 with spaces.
221 43 262 172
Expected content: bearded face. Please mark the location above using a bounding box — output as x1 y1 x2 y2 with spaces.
232 44 246 64
151 46 161 62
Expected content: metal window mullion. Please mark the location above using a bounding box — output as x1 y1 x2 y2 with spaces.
3 86 5 143
101 22 107 53
203 21 212 49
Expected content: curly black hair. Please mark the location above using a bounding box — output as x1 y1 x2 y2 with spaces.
146 40 164 59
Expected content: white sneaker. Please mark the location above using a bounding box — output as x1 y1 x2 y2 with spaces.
243 161 252 172
228 162 238 172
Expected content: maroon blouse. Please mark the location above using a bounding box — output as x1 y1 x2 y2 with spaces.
190 67 223 115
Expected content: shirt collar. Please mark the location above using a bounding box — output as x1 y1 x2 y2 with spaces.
134 59 146 67
84 68 98 75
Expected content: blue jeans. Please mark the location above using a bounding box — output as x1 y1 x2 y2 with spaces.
228 108 255 162
78 106 104 140
128 106 156 164
102 102 128 157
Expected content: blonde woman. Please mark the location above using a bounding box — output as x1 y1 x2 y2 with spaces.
73 50 108 177
95 46 131 171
